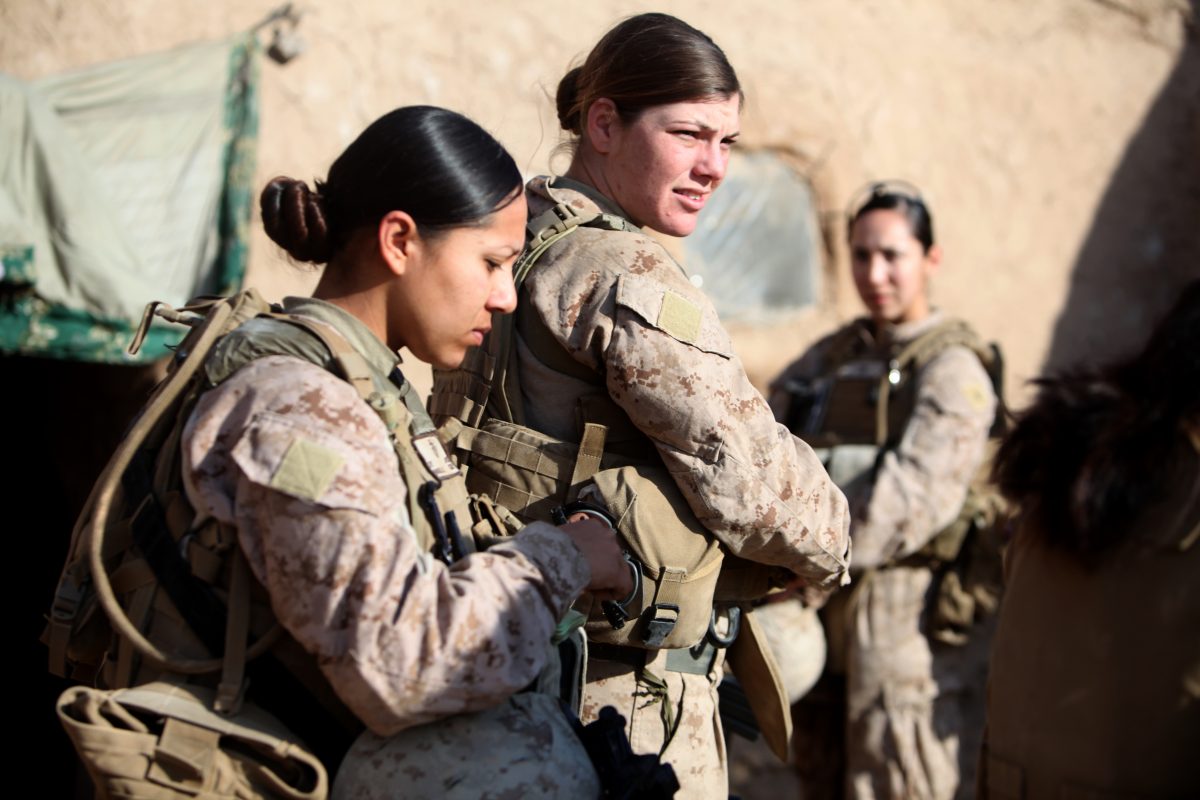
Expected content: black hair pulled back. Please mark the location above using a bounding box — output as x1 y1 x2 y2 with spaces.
260 105 522 264
556 13 742 136
849 182 936 253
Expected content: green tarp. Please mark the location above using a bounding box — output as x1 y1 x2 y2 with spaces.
0 35 258 363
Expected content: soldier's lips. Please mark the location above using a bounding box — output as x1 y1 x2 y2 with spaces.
470 329 489 345
674 189 709 211
865 294 892 309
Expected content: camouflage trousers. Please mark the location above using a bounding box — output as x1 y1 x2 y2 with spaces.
795 567 993 800
582 646 728 799
847 566 992 800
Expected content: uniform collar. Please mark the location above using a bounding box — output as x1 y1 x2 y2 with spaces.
281 296 402 377
872 309 946 349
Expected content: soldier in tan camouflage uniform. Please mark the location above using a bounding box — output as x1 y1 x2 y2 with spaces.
432 15 852 799
182 107 633 798
771 184 996 799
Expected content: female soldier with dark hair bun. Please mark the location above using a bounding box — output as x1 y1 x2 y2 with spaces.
182 105 633 797
770 183 998 799
433 14 851 799
981 281 1200 798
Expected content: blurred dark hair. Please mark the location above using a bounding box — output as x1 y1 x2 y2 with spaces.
849 181 935 253
556 13 742 136
993 279 1200 556
260 106 521 264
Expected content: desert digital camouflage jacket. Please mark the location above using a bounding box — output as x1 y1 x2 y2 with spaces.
182 297 590 736
511 176 851 587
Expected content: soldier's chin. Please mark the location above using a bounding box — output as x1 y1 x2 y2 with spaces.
433 350 468 370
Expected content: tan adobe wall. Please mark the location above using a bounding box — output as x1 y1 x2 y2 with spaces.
3 0 1196 405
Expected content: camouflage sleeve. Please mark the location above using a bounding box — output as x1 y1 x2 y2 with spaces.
182 356 590 736
529 234 851 588
847 345 996 569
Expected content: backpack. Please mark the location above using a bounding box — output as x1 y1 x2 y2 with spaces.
43 290 412 797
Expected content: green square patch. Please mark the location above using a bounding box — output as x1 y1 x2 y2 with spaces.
657 292 701 344
269 438 345 502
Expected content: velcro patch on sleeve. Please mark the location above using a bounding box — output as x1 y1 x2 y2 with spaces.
657 292 702 345
961 381 991 412
269 438 345 502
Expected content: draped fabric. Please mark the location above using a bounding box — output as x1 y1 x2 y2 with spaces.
0 35 258 362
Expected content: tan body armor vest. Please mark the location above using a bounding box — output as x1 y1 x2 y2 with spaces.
431 202 784 650
778 316 1007 644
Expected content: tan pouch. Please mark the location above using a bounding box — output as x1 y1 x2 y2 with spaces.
458 418 779 650
580 465 725 650
725 608 794 761
57 682 327 799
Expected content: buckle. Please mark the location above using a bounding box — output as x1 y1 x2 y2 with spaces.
643 603 680 648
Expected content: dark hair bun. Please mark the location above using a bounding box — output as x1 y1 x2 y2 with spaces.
260 176 332 264
555 66 583 134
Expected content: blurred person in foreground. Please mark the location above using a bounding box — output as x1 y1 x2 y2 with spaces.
980 279 1200 798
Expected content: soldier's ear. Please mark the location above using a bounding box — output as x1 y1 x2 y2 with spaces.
925 244 943 278
585 98 620 155
378 210 420 276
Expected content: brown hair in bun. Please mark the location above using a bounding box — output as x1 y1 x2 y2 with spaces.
260 177 331 264
557 13 742 137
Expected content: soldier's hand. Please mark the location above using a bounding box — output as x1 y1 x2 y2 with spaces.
560 516 634 601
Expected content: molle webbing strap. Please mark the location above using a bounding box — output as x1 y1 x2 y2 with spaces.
489 202 638 425
567 423 607 502
215 548 252 714
875 319 993 446
455 426 574 482
644 567 687 648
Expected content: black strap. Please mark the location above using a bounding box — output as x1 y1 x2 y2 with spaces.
123 451 360 770
125 452 227 657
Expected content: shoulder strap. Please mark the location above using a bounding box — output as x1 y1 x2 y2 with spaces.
489 202 637 424
875 318 1004 445
893 318 993 376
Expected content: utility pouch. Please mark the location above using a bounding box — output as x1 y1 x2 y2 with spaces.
57 682 326 799
455 418 777 650
578 465 726 650
927 498 1007 646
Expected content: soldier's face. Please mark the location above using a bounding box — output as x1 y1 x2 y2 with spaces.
600 95 740 237
850 209 941 325
392 194 525 369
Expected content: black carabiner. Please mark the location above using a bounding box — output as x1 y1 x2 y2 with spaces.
707 604 742 648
